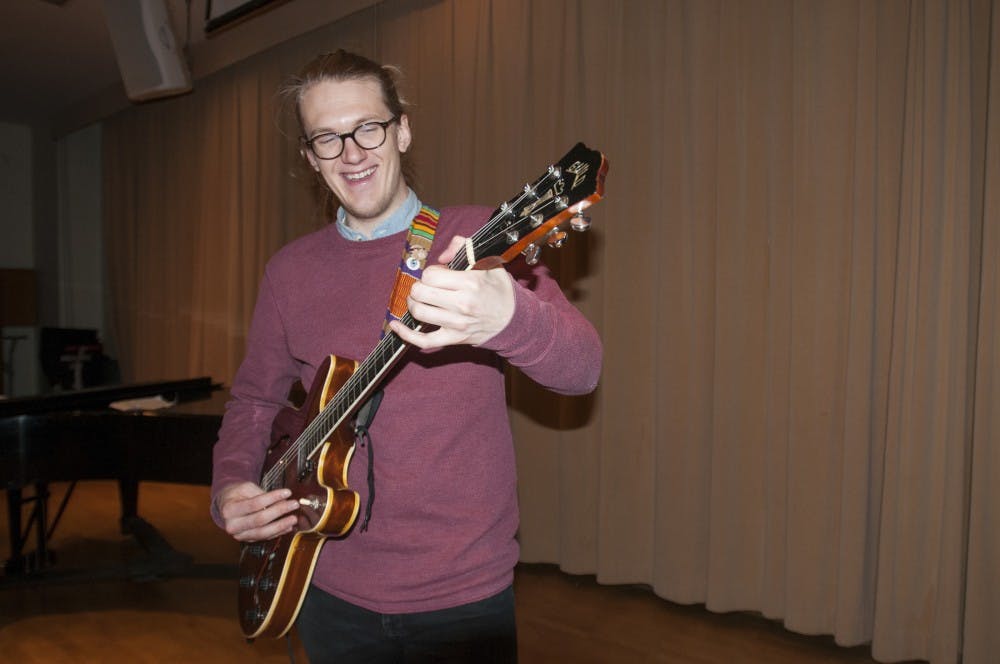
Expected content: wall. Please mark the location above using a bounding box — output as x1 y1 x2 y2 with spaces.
0 121 102 396
0 122 33 268
57 125 104 334
0 121 39 395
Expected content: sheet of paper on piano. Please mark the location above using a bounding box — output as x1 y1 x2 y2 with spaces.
108 395 178 411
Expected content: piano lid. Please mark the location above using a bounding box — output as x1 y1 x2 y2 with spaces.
0 377 222 418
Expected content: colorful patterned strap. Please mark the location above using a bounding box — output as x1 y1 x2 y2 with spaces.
382 205 440 336
359 205 440 531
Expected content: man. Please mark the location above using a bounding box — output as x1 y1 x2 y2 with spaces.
211 50 602 662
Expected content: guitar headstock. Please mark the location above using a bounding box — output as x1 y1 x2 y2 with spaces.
451 143 608 269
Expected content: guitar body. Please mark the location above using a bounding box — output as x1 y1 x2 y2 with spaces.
237 354 361 639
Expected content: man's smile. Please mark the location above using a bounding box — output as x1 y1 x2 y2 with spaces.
344 166 377 182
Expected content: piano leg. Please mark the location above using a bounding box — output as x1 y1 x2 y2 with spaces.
4 487 26 575
113 478 194 578
118 478 139 534
3 483 56 575
34 481 50 568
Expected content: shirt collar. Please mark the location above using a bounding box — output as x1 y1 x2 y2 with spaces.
336 189 421 241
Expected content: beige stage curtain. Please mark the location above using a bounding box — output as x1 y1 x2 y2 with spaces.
101 1 998 662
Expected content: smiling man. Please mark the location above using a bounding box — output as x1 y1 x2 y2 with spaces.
210 50 602 663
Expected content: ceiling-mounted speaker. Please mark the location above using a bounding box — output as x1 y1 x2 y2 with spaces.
102 0 192 102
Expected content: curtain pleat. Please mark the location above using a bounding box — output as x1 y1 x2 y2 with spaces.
964 3 1000 662
99 2 999 662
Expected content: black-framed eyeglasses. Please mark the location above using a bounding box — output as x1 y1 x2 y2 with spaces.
303 116 399 160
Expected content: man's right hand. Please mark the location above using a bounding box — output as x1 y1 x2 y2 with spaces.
214 482 300 542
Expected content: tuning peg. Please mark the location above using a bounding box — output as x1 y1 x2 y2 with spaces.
522 243 542 265
546 227 568 248
570 211 592 232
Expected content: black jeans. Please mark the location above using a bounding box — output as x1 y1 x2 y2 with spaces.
295 584 517 663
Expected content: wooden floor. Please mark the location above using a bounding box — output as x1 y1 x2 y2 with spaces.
0 481 900 663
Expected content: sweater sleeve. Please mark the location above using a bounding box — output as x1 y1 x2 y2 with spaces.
478 258 603 395
210 269 300 526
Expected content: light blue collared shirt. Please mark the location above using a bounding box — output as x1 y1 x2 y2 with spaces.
336 188 422 241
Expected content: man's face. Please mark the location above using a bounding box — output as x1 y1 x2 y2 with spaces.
300 77 411 233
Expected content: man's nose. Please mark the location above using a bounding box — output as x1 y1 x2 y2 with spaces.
340 135 366 162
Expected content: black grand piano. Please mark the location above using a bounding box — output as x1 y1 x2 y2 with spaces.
0 377 224 581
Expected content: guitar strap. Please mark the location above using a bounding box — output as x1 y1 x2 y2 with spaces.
382 205 441 336
356 204 440 532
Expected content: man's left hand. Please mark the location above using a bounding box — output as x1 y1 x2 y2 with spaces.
388 235 515 349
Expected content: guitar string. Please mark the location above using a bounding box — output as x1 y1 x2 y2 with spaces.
259 171 570 491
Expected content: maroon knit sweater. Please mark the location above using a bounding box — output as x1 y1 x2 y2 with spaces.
211 205 601 613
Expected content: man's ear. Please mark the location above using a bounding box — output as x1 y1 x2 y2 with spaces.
396 114 412 153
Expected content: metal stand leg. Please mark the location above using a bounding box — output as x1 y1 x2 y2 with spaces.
4 487 26 575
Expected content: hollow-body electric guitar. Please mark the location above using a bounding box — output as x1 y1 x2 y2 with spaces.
237 142 609 639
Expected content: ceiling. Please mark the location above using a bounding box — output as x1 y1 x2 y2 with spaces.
0 0 377 134
0 0 197 127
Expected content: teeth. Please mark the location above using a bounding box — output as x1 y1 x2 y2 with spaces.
345 166 376 181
